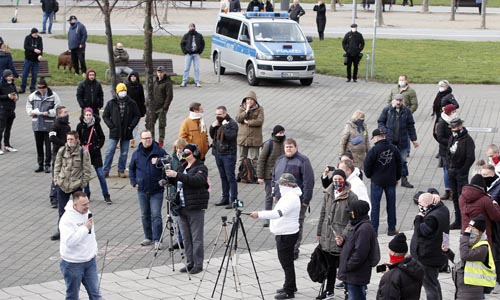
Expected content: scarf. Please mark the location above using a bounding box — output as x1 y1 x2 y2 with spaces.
118 98 126 118
189 112 206 133
84 116 95 127
440 112 455 124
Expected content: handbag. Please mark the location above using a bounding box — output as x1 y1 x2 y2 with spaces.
82 127 93 152
350 135 364 146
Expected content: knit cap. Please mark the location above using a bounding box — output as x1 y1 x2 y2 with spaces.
470 215 486 232
116 83 127 93
443 104 456 115
389 233 408 253
331 169 347 181
272 125 285 136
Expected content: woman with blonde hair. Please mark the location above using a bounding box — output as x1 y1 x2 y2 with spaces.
339 110 370 170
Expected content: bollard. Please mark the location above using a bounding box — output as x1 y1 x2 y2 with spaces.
365 53 370 82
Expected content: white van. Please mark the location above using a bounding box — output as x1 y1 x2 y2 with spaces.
211 12 316 86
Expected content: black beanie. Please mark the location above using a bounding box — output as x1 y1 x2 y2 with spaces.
2 69 13 78
272 125 285 136
389 233 408 253
183 144 199 158
470 214 486 232
470 174 486 191
331 169 347 181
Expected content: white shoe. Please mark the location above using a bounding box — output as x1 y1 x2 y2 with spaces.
0 150 4 155
5 146 18 152
140 239 152 246
180 82 187 87
154 241 163 250
195 83 202 87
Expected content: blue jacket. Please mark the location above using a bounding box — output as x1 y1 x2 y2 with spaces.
129 142 167 194
0 50 19 79
377 105 417 149
273 151 315 205
68 22 87 50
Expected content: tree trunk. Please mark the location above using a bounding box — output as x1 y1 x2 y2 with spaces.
450 0 455 20
480 0 486 29
96 0 117 93
144 0 154 132
421 0 429 12
162 0 169 24
330 0 337 12
376 0 384 26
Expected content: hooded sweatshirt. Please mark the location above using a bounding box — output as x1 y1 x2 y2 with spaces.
258 185 302 235
59 200 97 263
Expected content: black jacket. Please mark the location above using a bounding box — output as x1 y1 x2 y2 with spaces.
376 257 424 300
230 0 241 11
76 116 106 167
288 4 305 22
76 77 104 113
209 115 238 156
337 216 378 285
0 77 18 111
169 159 209 211
24 34 43 62
313 4 326 32
378 105 417 149
432 87 459 119
435 117 452 158
446 128 475 176
41 0 57 13
410 201 450 268
49 117 71 156
102 96 140 140
126 71 146 117
246 0 263 11
342 31 364 57
180 31 205 55
0 50 19 79
364 139 402 187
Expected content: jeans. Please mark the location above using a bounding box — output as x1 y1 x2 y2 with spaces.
182 53 200 84
21 59 39 91
346 55 361 80
84 167 109 198
103 138 130 173
42 11 54 33
397 144 409 177
179 209 205 267
60 258 101 300
214 153 238 201
370 183 397 233
34 131 51 167
115 66 134 76
421 264 442 300
346 283 366 300
448 168 468 224
0 110 15 147
70 47 87 75
137 191 164 242
276 232 299 294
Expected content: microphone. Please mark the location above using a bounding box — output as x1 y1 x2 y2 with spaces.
88 213 92 234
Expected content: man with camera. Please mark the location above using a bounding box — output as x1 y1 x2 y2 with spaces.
59 191 101 300
129 130 168 249
113 43 133 76
165 144 209 274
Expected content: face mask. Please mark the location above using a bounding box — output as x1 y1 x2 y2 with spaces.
216 116 225 123
118 91 127 98
483 175 498 187
351 28 357 32
438 87 446 92
276 135 286 143
6 79 13 84
333 180 345 192
354 119 364 127
469 232 480 245
389 254 405 264
58 115 69 123
418 204 428 214
391 100 398 108
398 81 407 87
492 156 500 165
181 151 192 159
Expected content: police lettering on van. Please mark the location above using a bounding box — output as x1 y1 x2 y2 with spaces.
211 12 316 86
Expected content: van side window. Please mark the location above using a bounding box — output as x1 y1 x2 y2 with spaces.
216 17 242 40
240 24 250 42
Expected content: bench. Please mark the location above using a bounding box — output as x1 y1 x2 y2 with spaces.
13 60 51 78
455 0 478 7
105 58 177 81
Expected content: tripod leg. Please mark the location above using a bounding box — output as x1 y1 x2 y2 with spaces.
219 222 237 300
211 220 237 298
146 217 170 279
238 217 265 299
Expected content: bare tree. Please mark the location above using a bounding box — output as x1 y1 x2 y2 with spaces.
421 0 429 12
376 0 384 26
480 0 487 29
95 0 120 90
450 0 456 21
144 0 154 132
330 0 337 11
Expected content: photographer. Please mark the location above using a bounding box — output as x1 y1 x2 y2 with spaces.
113 43 133 76
376 233 424 300
166 144 209 275
129 130 167 249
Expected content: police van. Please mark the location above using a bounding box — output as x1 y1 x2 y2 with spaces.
211 12 316 86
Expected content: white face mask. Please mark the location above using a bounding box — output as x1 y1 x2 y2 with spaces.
351 28 357 32
398 80 407 87
438 87 446 92
118 91 127 98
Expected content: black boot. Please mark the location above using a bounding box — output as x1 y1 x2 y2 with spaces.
441 190 451 200
401 177 414 188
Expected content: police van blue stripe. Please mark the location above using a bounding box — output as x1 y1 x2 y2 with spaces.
212 35 257 57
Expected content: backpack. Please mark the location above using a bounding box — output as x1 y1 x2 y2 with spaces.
307 244 329 283
54 0 59 13
237 158 258 184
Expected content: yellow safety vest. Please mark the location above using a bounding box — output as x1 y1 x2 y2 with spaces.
463 240 496 288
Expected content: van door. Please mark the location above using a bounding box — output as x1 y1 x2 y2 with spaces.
234 22 253 74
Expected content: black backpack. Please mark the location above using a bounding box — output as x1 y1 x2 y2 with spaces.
237 158 258 184
307 244 329 283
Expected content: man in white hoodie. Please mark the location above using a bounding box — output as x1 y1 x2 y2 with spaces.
59 191 101 300
250 173 301 300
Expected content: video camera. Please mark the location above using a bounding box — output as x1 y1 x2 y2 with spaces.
156 153 172 170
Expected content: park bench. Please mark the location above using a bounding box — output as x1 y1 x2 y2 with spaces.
455 0 478 7
13 60 51 78
104 58 177 81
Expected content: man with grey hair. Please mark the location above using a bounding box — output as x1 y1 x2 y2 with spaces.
114 42 133 76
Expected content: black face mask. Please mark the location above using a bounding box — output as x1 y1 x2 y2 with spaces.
276 135 286 143
58 115 69 123
354 119 364 127
216 116 225 123
484 175 498 187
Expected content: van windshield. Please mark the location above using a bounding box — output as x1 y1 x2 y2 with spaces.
252 22 305 43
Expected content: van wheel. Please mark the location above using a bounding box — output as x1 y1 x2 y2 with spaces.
246 63 259 86
300 78 313 86
213 53 225 75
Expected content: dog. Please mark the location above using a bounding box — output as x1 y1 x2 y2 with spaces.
57 50 72 72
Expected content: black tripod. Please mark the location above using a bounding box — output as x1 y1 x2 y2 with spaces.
211 208 264 300
146 196 189 280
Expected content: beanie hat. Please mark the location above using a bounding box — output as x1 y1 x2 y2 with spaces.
347 200 370 218
31 28 39 34
470 215 486 232
470 174 486 191
389 233 408 254
183 144 199 158
272 125 285 136
443 104 456 115
331 169 347 181
243 90 257 102
2 69 13 78
83 107 94 114
116 83 127 93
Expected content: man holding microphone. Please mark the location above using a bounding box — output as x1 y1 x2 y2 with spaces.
59 191 101 300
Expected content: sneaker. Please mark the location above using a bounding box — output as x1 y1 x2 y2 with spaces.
179 264 193 273
4 146 18 152
154 241 163 250
275 292 294 299
195 82 202 87
40 31 46 34
140 239 153 246
180 82 187 87
276 288 297 294
0 150 3 155
189 266 203 274
322 291 335 300
335 281 345 289
104 195 112 205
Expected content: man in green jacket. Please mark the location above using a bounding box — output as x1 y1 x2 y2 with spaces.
146 66 173 148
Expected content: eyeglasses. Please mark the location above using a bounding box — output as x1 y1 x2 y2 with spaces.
141 137 152 140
